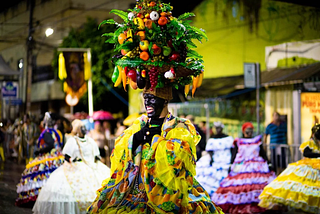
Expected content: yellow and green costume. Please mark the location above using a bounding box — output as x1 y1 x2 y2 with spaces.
87 113 223 214
258 139 320 213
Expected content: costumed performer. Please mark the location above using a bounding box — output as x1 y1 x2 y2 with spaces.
32 119 110 214
258 124 320 214
87 0 223 212
195 122 234 197
212 122 276 214
16 112 64 207
88 89 222 213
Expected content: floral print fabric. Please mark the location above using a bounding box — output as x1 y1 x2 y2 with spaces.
87 113 223 214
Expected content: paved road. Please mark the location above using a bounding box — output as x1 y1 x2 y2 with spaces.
0 160 32 214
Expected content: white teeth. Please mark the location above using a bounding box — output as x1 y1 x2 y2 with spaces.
146 106 154 113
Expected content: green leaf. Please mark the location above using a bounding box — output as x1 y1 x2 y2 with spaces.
114 42 135 52
99 19 116 29
186 49 203 59
101 33 114 38
148 41 154 55
116 59 145 67
105 38 115 44
178 13 195 21
110 9 129 22
186 41 197 49
188 26 208 41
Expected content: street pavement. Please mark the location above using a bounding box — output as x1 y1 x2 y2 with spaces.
0 160 32 214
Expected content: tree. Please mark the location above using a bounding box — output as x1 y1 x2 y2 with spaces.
53 17 128 116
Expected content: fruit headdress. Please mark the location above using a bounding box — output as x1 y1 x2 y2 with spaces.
101 0 207 99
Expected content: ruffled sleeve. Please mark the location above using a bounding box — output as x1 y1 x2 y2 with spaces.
62 137 77 159
205 136 234 151
300 140 320 153
140 125 200 212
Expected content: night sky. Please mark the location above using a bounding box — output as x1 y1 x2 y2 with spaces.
1 0 24 13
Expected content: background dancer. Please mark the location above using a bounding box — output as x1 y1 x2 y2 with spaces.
33 119 110 214
16 112 64 207
259 124 320 214
196 121 234 196
212 122 276 214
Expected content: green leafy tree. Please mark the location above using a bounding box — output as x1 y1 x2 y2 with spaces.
52 17 128 115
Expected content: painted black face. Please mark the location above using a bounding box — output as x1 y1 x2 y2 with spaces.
144 93 166 119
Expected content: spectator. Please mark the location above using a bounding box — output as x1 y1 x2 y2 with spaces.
88 121 108 165
22 114 39 163
263 111 287 173
114 119 127 138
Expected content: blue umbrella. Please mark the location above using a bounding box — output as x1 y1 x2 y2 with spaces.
81 119 94 132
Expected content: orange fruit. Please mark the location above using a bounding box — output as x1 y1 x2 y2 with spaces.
140 51 149 61
118 33 127 44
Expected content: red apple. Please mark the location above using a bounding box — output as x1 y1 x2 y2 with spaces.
127 69 137 82
169 52 180 61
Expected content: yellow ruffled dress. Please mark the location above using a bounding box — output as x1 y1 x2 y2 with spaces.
87 113 223 214
258 140 320 213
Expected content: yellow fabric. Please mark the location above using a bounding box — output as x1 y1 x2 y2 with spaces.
83 53 92 80
90 115 221 214
63 81 87 98
0 146 5 161
259 158 320 213
26 155 64 169
58 53 67 80
299 140 320 153
100 116 145 188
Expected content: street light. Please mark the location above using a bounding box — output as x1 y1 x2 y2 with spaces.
45 28 54 37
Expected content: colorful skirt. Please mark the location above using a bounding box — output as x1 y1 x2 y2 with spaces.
212 161 276 214
16 149 64 206
88 136 223 214
259 158 320 214
195 154 231 196
32 161 110 214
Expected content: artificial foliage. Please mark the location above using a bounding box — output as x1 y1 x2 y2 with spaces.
100 0 208 97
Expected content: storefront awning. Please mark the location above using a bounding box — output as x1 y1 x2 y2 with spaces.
236 62 320 88
0 55 21 76
196 63 320 98
196 75 244 97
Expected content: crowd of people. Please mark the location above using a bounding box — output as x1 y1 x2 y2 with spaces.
0 108 319 213
0 0 319 211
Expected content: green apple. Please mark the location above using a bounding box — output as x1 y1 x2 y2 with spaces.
162 46 172 56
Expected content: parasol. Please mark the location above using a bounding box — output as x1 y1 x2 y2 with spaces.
92 110 114 120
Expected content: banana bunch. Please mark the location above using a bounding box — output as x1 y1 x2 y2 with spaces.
134 18 145 30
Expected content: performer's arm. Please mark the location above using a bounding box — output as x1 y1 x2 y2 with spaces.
303 146 320 158
65 154 71 162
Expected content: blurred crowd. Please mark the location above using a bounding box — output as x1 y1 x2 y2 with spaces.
0 112 128 167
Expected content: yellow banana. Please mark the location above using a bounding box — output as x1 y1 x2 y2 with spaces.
127 29 133 42
134 18 145 30
184 84 190 97
197 72 203 88
114 66 123 87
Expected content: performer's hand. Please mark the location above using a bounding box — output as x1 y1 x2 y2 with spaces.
133 125 149 144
